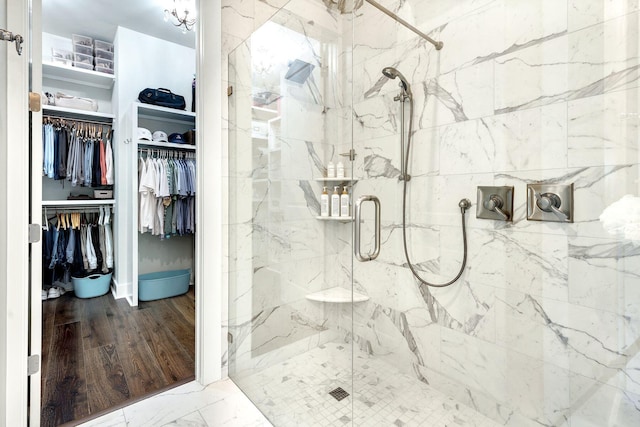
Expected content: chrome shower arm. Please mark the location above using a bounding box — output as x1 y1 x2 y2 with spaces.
364 0 444 50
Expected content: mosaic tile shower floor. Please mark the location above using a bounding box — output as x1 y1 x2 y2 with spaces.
234 342 501 427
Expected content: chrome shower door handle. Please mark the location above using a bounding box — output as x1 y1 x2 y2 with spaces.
354 195 381 262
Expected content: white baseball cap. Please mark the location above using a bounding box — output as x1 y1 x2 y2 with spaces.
152 130 168 142
137 127 152 141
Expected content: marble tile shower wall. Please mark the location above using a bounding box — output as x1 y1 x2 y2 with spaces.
223 0 640 425
344 0 640 426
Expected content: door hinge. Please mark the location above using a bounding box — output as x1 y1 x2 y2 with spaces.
27 354 40 376
227 332 233 343
227 86 233 96
0 28 23 55
28 224 41 243
340 149 356 161
29 92 41 112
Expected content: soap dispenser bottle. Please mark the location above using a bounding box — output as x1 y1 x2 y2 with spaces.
340 186 350 217
331 186 341 217
336 161 345 178
320 186 329 217
327 161 336 178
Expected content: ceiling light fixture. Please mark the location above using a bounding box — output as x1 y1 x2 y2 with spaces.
164 0 197 33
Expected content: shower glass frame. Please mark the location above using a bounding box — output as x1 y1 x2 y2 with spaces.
227 2 357 424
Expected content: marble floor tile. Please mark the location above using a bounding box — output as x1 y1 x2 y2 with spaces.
162 410 207 427
232 342 501 427
77 379 272 427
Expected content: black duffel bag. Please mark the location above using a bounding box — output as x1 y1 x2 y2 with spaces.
138 87 186 110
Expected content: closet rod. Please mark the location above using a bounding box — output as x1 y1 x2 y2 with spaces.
43 115 114 127
138 148 195 156
43 206 112 213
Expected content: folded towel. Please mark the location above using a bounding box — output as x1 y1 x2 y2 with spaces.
599 194 640 245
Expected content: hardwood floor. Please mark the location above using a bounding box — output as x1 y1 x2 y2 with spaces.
40 288 195 427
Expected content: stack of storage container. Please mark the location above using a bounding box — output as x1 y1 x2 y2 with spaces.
94 39 114 74
72 34 94 71
71 34 114 75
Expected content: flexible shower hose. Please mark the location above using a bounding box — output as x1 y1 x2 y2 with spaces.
401 96 469 287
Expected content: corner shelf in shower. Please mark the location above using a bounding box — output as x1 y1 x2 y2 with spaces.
314 177 357 183
305 286 369 303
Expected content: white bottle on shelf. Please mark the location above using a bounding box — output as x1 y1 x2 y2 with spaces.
327 161 336 178
340 186 350 217
336 161 345 178
331 186 340 217
320 186 329 217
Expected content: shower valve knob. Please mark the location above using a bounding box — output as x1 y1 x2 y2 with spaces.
535 192 568 221
484 195 509 220
526 184 573 223
476 186 514 222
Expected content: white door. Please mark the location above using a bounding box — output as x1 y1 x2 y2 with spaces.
1 0 35 425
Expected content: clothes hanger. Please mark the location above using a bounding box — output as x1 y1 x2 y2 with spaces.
42 207 49 231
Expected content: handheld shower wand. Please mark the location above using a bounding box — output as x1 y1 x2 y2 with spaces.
382 67 412 99
381 67 470 288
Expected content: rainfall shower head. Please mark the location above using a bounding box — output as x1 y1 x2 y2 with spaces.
285 59 315 84
382 67 412 98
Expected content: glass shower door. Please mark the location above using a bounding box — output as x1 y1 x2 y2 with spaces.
227 1 356 425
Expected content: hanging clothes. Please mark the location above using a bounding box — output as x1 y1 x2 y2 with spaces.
41 206 114 296
42 117 114 188
138 149 196 239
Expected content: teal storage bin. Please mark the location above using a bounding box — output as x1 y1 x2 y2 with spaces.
138 269 190 301
72 272 112 299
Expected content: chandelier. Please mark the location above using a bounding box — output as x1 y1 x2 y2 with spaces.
164 0 197 33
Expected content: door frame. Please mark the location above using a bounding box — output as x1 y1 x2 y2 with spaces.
1 0 224 424
29 0 43 424
1 0 30 425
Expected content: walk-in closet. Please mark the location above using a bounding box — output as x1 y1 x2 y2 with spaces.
38 1 197 425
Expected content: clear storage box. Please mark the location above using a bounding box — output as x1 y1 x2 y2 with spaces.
73 43 92 56
51 48 73 65
72 34 92 47
94 57 113 71
73 61 93 71
95 65 114 75
73 52 93 66
94 48 113 61
94 39 113 53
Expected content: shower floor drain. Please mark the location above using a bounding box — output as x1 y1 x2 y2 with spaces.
329 387 350 401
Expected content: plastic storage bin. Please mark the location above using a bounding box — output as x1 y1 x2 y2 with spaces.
72 34 92 47
95 65 114 75
73 61 93 71
94 39 113 53
94 48 113 61
138 269 190 301
51 48 73 65
73 43 92 56
72 272 112 298
73 52 93 65
95 57 113 71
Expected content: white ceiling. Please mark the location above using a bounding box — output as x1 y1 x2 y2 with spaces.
42 0 196 49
